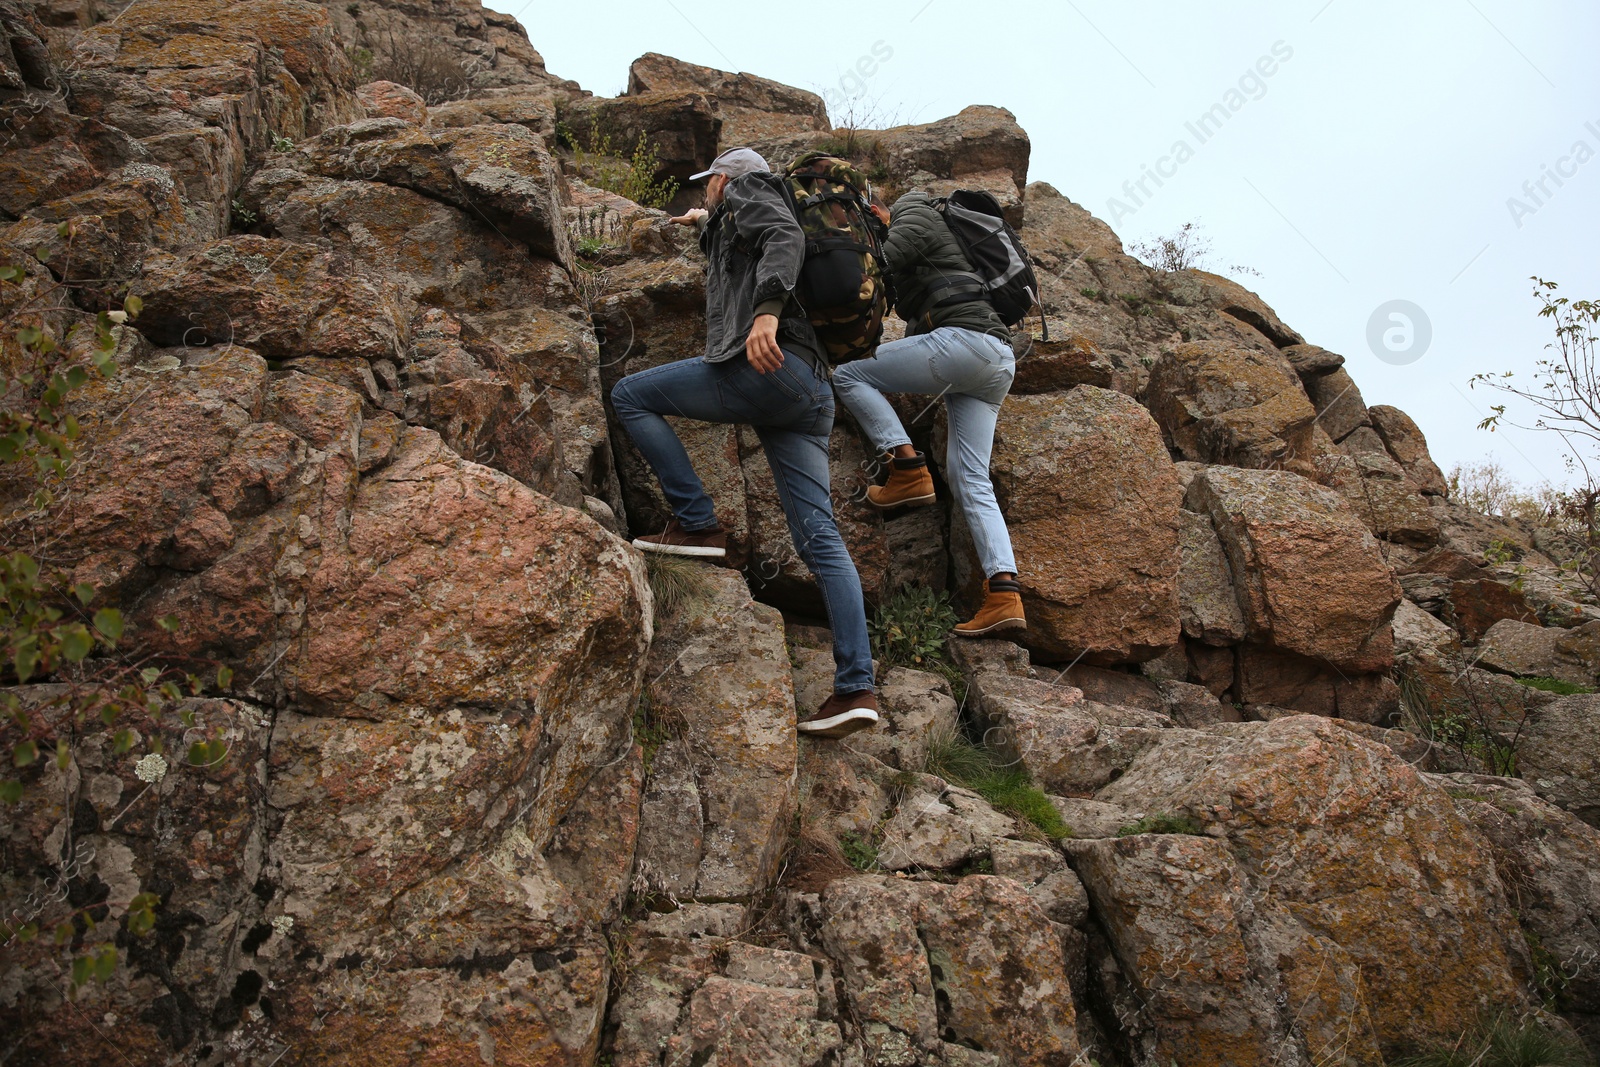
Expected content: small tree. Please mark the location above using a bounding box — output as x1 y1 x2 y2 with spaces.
1471 279 1600 594
1131 220 1260 278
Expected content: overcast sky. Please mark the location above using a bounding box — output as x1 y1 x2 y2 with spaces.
508 0 1600 492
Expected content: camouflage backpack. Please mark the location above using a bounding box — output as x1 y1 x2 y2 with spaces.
780 153 892 364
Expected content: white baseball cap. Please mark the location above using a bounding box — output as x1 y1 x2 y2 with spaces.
689 147 770 182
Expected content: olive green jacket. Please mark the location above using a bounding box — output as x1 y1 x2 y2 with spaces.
881 191 1008 338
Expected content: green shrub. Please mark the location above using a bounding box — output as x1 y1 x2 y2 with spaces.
925 723 995 784
1391 1011 1588 1067
1118 812 1206 837
923 726 1070 839
974 769 1071 838
840 831 879 872
871 586 959 672
575 130 679 211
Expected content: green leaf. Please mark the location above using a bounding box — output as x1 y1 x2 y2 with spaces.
72 583 95 605
17 922 38 942
140 667 160 685
159 681 180 701
157 614 180 632
70 954 92 987
0 780 22 804
59 624 93 663
13 740 37 767
187 741 209 766
217 665 233 690
93 608 122 641
93 946 117 981
55 921 74 946
112 729 134 754
0 264 23 281
12 637 39 684
123 294 142 318
127 907 155 937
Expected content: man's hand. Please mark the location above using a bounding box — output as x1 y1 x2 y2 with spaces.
670 208 708 227
746 314 783 373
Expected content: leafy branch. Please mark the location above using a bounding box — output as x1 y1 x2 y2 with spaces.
0 238 233 991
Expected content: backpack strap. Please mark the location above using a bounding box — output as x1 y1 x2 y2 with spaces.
922 271 989 309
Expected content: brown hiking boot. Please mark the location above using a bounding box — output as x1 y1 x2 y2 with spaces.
631 519 727 558
953 577 1026 637
797 690 879 739
865 453 936 509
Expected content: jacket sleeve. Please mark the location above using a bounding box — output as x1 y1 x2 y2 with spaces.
726 174 805 317
881 192 941 277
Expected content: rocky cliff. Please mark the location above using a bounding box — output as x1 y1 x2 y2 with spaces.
1 1 1598 1065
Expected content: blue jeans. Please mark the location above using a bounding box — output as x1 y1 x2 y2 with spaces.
832 326 1019 578
611 351 875 695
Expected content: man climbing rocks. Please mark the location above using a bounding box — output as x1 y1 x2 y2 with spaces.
610 147 880 740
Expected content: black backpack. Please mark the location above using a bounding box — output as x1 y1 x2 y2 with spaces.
779 153 893 364
929 189 1048 341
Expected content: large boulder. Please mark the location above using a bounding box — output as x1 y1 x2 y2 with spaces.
1516 694 1600 825
1303 366 1371 443
1177 507 1247 646
1476 618 1600 686
131 235 410 363
279 116 571 265
1369 404 1448 495
808 875 1083 1065
632 568 797 902
982 386 1183 664
1443 775 1600 1018
1068 833 1379 1066
626 52 829 144
244 159 602 501
868 105 1031 193
1146 340 1317 473
1187 465 1400 671
1093 716 1533 1056
2 351 654 1062
559 89 722 184
1162 269 1305 348
66 0 360 158
1316 448 1441 547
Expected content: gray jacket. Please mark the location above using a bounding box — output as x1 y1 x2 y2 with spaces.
698 172 824 366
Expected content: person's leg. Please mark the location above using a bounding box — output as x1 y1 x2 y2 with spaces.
830 333 952 456
832 332 963 506
944 391 1017 579
939 333 1026 635
750 424 876 697
611 357 733 532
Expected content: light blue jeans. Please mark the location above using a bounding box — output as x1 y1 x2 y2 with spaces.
610 350 876 695
832 326 1019 579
